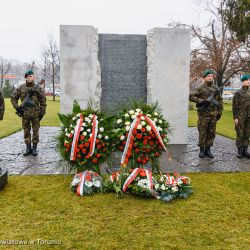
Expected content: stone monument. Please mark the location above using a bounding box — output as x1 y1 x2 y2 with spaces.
60 25 190 144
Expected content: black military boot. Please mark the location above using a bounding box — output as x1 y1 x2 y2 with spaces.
237 146 243 158
243 146 250 158
205 146 214 158
32 143 38 156
199 147 205 158
23 143 32 156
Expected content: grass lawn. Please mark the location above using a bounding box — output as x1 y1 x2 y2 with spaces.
0 97 60 139
0 173 249 249
1 99 248 249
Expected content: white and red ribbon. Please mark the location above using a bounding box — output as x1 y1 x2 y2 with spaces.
70 114 84 161
121 114 170 167
85 115 99 159
123 168 154 194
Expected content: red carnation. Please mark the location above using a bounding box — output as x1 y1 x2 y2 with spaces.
69 133 73 138
143 140 148 145
141 128 146 133
132 129 137 135
155 152 160 157
149 141 154 146
119 146 124 151
92 158 98 163
139 169 146 177
85 142 90 147
80 135 85 141
102 143 106 147
96 153 101 158
65 148 69 152
97 144 102 149
135 148 140 153
96 139 100 144
82 149 86 154
142 159 147 165
85 175 92 181
136 134 142 139
137 157 142 162
122 141 126 145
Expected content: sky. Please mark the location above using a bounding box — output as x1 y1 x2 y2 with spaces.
0 0 211 63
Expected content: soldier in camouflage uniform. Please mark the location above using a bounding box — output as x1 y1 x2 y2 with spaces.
232 75 250 158
11 70 47 156
189 69 223 158
0 89 4 120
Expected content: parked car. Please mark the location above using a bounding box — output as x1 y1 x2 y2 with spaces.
222 91 233 100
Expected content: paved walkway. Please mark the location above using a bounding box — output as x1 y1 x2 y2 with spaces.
0 127 249 175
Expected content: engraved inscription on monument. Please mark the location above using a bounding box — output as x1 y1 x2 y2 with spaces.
98 34 147 112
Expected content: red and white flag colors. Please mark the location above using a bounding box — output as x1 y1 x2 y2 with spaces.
70 114 84 161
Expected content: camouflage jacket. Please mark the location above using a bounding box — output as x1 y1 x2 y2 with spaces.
0 90 4 120
11 81 47 117
189 82 223 115
232 87 250 119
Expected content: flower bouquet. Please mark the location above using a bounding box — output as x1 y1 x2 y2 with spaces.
57 101 114 173
154 173 192 202
114 101 171 173
70 170 103 196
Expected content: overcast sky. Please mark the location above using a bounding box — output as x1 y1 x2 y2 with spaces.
0 0 210 63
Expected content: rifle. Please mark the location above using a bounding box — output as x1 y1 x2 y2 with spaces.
16 81 42 117
196 85 224 112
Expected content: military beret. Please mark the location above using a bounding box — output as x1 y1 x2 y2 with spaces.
241 75 250 82
24 70 34 78
203 69 214 77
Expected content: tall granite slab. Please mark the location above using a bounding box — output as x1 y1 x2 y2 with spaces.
147 28 190 144
99 34 147 112
60 25 101 114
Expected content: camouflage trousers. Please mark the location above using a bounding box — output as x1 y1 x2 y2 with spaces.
235 116 250 147
197 113 217 147
22 117 40 144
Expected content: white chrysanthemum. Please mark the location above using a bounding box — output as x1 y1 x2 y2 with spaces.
80 127 83 131
154 118 158 122
161 184 166 190
85 118 90 123
135 112 139 116
131 115 136 119
136 108 141 112
93 180 101 188
85 181 93 187
82 122 87 127
76 113 80 117
141 121 146 126
158 120 162 124
154 112 159 116
146 114 151 117
172 186 178 192
158 127 163 131
117 119 122 124
126 126 130 131
70 124 74 128
125 121 131 126
105 135 109 140
137 124 142 130
124 113 129 118
98 134 102 139
141 116 145 120
155 184 160 190
83 132 87 136
72 117 76 121
129 110 135 115
137 179 149 189
88 114 93 119
146 125 152 131
64 128 68 132
177 179 183 185
160 176 165 182
71 130 74 134
87 129 91 133
89 133 92 137
120 135 125 140
100 127 104 132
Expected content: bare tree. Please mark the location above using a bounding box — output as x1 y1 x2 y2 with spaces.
188 1 249 87
0 56 11 90
41 35 60 101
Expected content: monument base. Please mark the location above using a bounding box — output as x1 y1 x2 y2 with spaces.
0 168 8 191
